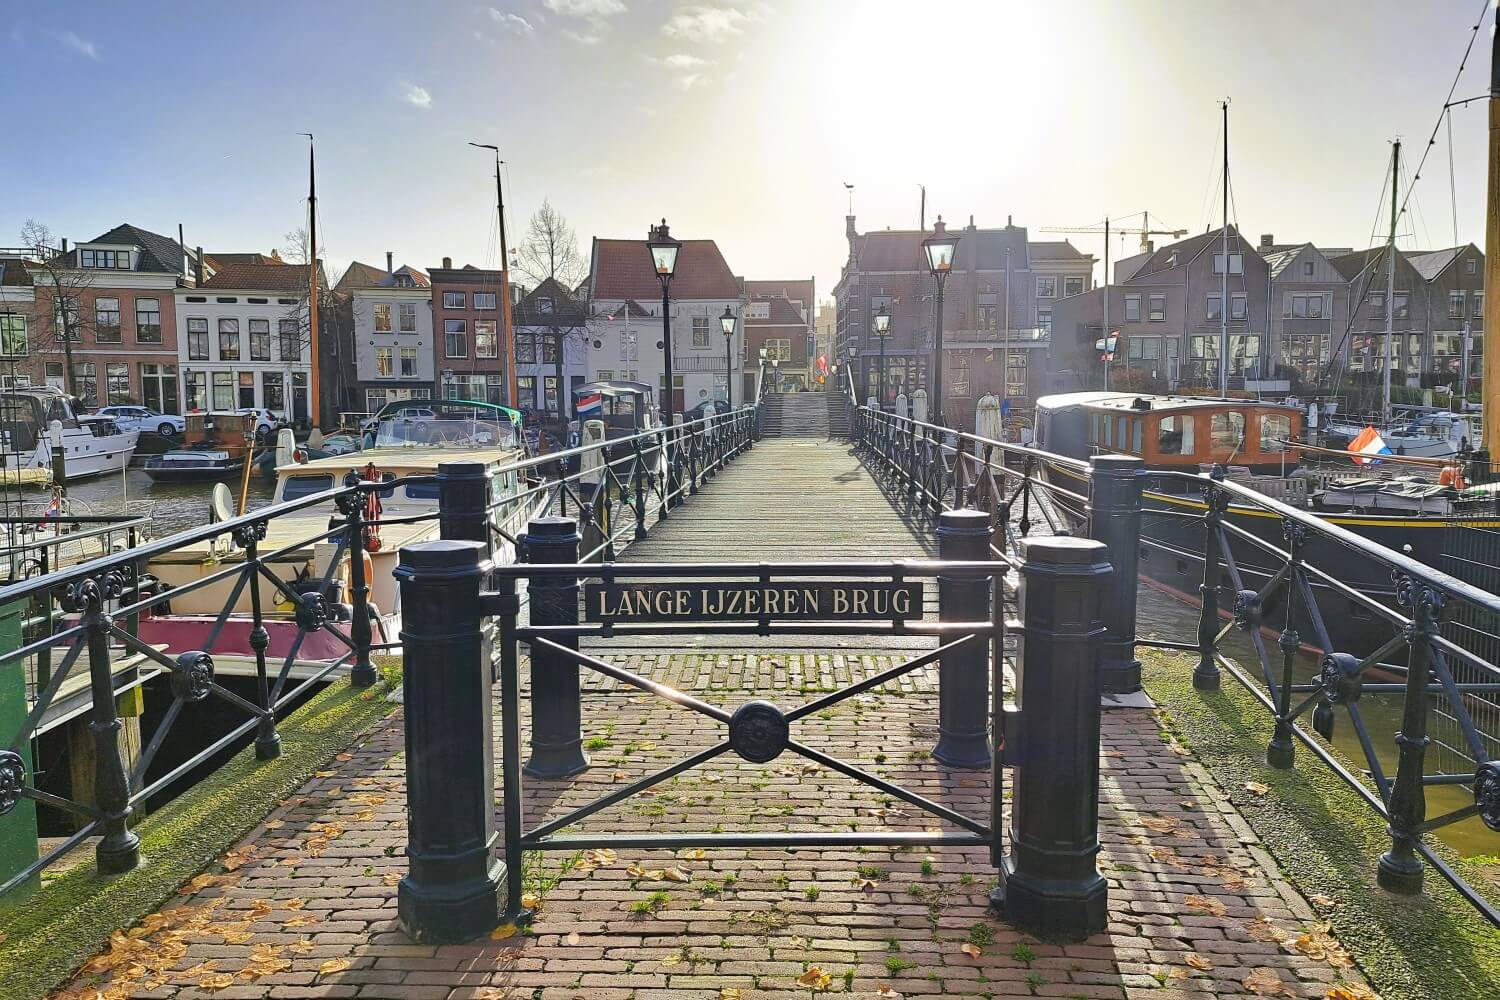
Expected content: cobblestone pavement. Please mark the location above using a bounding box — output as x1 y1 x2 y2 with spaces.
55 440 1376 999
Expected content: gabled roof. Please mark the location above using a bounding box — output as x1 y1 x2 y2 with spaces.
747 297 807 327
514 276 588 325
746 278 814 310
596 299 652 320
76 224 190 275
201 260 319 293
337 261 388 292
1408 245 1478 281
207 252 277 267
1262 243 1314 280
1126 226 1250 281
377 265 430 288
1328 248 1389 283
590 237 739 301
851 224 1030 272
1028 240 1089 261
1 258 34 287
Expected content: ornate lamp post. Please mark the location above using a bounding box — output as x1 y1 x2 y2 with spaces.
922 217 959 425
720 305 736 408
646 219 681 424
873 303 892 412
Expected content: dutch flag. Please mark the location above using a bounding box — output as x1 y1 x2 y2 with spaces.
577 392 603 417
1348 425 1392 465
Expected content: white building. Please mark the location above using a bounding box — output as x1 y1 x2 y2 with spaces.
349 264 434 415
175 259 314 421
585 235 744 415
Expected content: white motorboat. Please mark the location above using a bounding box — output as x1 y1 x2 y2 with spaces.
0 389 138 480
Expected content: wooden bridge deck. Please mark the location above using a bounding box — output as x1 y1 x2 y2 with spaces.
53 435 1375 1000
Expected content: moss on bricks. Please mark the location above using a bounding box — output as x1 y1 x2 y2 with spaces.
0 678 397 1000
1142 651 1500 1000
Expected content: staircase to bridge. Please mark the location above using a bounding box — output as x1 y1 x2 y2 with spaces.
759 391 831 437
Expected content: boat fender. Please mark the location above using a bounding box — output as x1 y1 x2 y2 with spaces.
332 602 354 623
293 448 308 464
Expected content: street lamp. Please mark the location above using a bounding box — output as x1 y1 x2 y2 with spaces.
873 303 891 412
646 219 681 423
922 216 959 425
720 305 736 408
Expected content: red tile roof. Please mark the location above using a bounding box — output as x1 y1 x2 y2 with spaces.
591 238 739 301
202 261 314 293
747 278 813 309
747 297 807 327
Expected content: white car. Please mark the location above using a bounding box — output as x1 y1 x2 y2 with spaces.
218 408 282 439
97 405 186 437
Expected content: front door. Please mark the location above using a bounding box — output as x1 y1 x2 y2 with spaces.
237 372 256 408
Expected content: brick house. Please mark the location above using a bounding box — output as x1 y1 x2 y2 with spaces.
743 296 809 397
745 278 814 389
428 258 509 405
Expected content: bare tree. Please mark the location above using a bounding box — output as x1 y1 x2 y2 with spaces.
19 219 94 400
515 200 586 289
276 226 353 427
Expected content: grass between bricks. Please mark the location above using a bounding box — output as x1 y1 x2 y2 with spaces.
0 671 399 1000
1143 650 1500 1000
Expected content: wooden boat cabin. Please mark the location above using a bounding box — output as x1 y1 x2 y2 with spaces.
1036 392 1303 473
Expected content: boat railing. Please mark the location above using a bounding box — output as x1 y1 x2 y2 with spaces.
0 402 762 900
851 403 1500 927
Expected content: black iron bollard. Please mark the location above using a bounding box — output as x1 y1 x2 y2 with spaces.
83 580 140 874
933 509 994 768
522 517 589 778
1088 454 1144 695
340 477 378 689
395 539 502 943
438 461 493 549
992 536 1109 940
1194 477 1225 691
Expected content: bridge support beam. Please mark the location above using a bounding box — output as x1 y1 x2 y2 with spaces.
523 517 589 779
395 539 502 943
993 536 1109 941
1087 454 1144 696
933 509 993 769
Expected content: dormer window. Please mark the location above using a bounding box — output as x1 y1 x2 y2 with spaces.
538 296 554 314
79 248 131 270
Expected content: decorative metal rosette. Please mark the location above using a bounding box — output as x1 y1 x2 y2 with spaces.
295 592 329 632
69 577 103 613
1232 589 1260 631
171 651 215 702
334 482 364 517
0 749 25 816
1277 628 1301 657
1318 652 1363 704
233 521 268 548
1475 761 1500 833
1280 518 1308 549
728 700 790 764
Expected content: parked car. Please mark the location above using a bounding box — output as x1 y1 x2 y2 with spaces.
360 401 438 437
97 405 185 437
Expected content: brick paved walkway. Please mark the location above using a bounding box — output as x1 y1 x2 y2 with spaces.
55 439 1375 1000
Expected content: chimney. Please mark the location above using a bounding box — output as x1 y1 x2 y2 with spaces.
967 214 975 230
61 238 69 254
386 251 394 273
195 246 205 286
1146 240 1155 254
179 223 188 277
442 256 453 269
1006 214 1013 228
1259 233 1274 250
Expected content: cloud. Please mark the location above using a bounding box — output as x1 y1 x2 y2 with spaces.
653 52 705 70
562 29 602 44
401 84 433 109
488 8 535 35
544 0 625 17
661 5 758 42
674 73 702 91
56 30 98 59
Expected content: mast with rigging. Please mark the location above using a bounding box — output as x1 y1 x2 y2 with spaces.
1219 100 1230 397
1484 7 1500 457
303 134 322 429
1383 140 1400 427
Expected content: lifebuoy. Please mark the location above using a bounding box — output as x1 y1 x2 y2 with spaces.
361 462 384 552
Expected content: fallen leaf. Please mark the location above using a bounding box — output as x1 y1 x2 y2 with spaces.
263 819 283 830
283 898 305 910
1245 917 1288 942
685 848 707 859
637 742 658 750
1310 893 1337 908
384 872 402 886
1326 987 1379 1000
875 987 902 999
1243 967 1296 996
520 891 542 909
720 989 743 1000
855 878 878 891
1140 815 1186 835
354 809 375 822
796 966 834 990
663 866 692 883
318 958 351 976
662 953 682 967
612 771 629 781
0 932 7 945
285 914 320 928
222 927 254 945
335 752 354 761
564 930 581 946
349 793 386 806
1245 781 1271 796
959 943 982 959
1185 952 1213 971
289 937 315 954
489 922 519 940
315 770 336 778
198 973 236 990
1184 894 1227 916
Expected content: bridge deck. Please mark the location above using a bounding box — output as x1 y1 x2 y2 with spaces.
57 438 1370 1000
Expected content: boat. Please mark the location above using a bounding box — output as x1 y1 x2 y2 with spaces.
141 411 256 483
0 388 137 480
138 399 539 666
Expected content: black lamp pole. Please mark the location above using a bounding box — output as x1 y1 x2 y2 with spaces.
721 305 736 408
874 303 891 413
922 218 959 426
647 219 682 425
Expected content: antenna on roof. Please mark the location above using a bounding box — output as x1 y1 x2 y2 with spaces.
920 185 926 231
843 182 854 215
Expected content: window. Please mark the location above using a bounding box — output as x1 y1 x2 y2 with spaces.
135 297 161 342
211 371 235 409
0 314 26 356
72 362 98 406
764 338 792 361
474 292 497 310
218 318 240 360
1367 292 1386 318
365 389 388 412
1036 276 1057 298
1157 414 1193 455
282 474 334 502
620 328 638 360
141 363 178 414
1036 310 1052 336
1286 293 1327 318
1063 276 1084 297
1303 261 1314 276
1206 295 1222 320
1468 258 1478 274
399 302 417 332
400 347 417 377
278 319 300 361
475 319 497 358
95 297 121 343
237 371 256 408
1449 290 1466 319
80 248 130 269
596 369 615 381
55 297 80 340
1124 295 1141 322
1212 253 1243 275
374 303 392 332
1006 353 1026 397
106 363 130 404
249 318 271 360
1393 292 1410 320
375 347 394 377
544 375 560 412
1148 293 1166 322
1230 294 1247 320
185 372 206 411
444 319 468 357
1282 334 1330 380
485 374 505 405
263 371 284 410
516 333 536 363
443 291 466 309
949 354 970 398
1210 411 1245 450
693 316 710 347
976 303 998 332
1475 292 1485 319
187 317 209 360
1261 413 1290 453
537 296 554 314
516 375 537 408
1191 334 1260 376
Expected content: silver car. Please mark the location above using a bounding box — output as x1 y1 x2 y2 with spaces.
97 405 186 437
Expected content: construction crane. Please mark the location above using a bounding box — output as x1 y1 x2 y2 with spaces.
1040 212 1187 254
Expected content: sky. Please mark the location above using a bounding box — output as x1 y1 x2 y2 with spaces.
2 0 1497 299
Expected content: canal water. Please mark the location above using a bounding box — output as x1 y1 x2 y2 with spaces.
23 467 278 533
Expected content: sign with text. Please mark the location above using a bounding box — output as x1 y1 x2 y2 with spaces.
584 582 922 623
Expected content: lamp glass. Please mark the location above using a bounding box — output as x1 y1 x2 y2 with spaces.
720 308 735 337
874 309 891 336
923 238 957 274
650 244 679 277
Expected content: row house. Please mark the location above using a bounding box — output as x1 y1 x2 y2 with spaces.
586 235 743 415
832 214 1094 426
513 278 588 417
4 225 195 410
176 259 317 419
745 278 814 391
429 258 509 405
346 256 435 415
743 296 808 397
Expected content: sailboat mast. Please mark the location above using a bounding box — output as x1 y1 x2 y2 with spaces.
1219 100 1230 397
1102 216 1110 391
306 137 321 428
1383 140 1400 426
1484 7 1500 459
